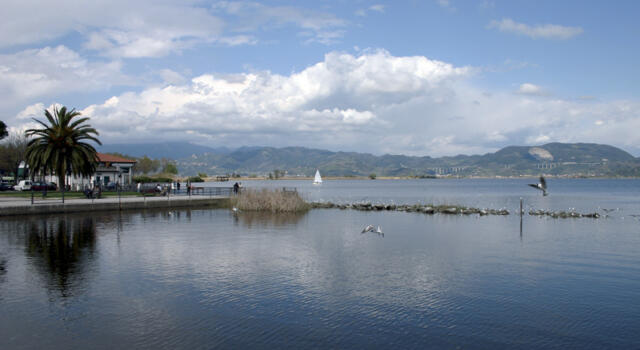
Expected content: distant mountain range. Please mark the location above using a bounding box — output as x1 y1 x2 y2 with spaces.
100 142 640 177
98 142 232 159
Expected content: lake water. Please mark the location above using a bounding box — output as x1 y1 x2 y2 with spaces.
1 179 639 349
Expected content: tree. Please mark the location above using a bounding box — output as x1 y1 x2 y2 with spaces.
0 132 28 181
369 173 377 180
0 121 7 141
25 106 101 190
163 162 178 175
137 155 154 174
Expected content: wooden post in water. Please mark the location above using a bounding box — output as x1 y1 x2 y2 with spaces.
519 197 523 240
520 197 523 217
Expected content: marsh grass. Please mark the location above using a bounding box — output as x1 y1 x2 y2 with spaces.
231 188 310 213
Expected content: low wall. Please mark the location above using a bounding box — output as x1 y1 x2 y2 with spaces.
0 197 230 217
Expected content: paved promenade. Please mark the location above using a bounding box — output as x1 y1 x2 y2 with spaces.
0 195 230 217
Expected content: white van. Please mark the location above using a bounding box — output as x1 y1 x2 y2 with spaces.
14 180 32 191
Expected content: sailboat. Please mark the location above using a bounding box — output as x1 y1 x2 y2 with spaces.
313 169 322 185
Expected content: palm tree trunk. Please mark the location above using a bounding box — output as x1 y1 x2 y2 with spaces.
57 164 65 191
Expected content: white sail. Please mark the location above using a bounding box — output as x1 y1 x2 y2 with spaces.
313 169 322 184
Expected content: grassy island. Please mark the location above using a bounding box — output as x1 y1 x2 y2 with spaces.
231 188 310 213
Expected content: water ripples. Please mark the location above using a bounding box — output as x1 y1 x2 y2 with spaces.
1 205 640 348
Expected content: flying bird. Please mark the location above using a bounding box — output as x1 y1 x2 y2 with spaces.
528 176 548 196
361 224 375 233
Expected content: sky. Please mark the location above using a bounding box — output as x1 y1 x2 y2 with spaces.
1 0 639 157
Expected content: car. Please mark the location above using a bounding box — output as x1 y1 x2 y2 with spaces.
13 180 32 191
47 182 57 191
31 182 50 191
0 182 13 191
105 182 117 191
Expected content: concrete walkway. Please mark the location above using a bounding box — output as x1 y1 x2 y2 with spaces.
0 195 230 217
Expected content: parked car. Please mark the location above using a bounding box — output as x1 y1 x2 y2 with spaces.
47 182 57 191
32 182 53 191
106 182 117 191
13 180 32 191
0 182 13 191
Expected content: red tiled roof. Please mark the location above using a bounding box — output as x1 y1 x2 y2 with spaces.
97 153 137 163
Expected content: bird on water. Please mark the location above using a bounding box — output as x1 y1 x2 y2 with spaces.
528 176 548 196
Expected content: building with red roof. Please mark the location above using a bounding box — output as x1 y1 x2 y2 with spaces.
41 152 137 190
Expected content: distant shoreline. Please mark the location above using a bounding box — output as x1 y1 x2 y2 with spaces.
200 175 640 181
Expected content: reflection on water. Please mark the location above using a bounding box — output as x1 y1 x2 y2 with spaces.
1 180 640 349
233 210 307 228
24 216 97 298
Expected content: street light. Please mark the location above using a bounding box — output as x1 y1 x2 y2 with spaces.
117 166 122 210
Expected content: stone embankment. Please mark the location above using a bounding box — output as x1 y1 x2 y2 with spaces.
310 202 601 219
0 196 229 217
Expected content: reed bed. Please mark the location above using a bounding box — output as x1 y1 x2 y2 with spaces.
231 188 310 213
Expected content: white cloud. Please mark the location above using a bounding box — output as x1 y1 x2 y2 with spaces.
0 0 346 57
356 4 385 17
10 51 640 157
159 69 187 86
437 0 456 11
212 1 347 45
15 103 45 120
516 83 547 96
0 46 129 108
75 50 470 153
489 18 583 40
369 4 386 13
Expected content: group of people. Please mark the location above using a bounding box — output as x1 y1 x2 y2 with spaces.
83 184 102 199
130 180 243 196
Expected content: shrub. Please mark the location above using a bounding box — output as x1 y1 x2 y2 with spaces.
230 188 310 213
187 176 204 183
134 175 173 183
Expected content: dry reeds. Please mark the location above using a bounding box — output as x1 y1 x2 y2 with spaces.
231 188 310 213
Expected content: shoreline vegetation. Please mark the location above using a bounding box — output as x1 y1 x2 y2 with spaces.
231 188 310 213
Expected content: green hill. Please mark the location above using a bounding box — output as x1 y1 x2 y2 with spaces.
173 142 640 177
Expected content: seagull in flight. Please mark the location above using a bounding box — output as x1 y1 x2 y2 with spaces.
361 224 375 233
528 176 548 196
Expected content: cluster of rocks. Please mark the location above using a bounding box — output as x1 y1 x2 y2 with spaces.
309 201 602 219
309 202 508 216
528 210 600 219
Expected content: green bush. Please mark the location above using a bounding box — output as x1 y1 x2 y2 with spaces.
230 188 309 213
187 176 204 183
134 175 173 183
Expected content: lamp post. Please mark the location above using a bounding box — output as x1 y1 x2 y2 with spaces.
117 167 122 209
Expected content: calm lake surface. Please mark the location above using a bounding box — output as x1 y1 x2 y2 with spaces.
1 179 639 349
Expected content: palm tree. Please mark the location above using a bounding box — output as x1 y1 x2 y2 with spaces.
25 106 101 190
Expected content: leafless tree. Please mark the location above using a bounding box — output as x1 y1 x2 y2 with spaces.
0 132 29 182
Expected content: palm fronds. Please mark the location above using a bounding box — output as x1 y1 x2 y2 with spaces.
25 106 102 189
